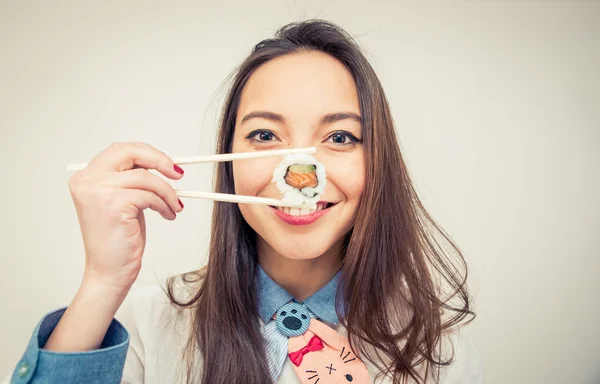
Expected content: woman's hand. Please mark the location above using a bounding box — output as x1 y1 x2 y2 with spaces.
44 142 184 352
69 141 184 292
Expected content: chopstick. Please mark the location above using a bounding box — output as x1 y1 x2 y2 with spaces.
66 147 316 171
167 147 316 165
175 190 309 208
66 147 317 208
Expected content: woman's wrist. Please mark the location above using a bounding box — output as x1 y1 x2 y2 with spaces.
80 270 133 304
42 274 130 352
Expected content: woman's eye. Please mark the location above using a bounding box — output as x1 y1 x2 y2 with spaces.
247 130 278 143
325 131 361 145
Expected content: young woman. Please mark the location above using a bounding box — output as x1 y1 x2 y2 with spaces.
6 20 481 384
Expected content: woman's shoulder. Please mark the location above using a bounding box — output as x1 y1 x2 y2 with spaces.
116 273 203 382
337 321 482 383
116 272 201 345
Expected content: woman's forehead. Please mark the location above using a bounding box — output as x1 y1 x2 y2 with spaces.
237 51 360 123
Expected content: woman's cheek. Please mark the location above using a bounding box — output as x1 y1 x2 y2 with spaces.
233 157 280 195
348 162 366 199
324 153 365 200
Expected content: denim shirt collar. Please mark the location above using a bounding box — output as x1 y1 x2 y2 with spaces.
256 265 342 325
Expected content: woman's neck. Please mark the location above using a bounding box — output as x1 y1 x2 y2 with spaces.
257 239 342 302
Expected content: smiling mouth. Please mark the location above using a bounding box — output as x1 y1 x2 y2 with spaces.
268 201 338 225
271 202 336 216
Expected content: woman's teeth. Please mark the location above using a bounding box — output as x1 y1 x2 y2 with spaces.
276 204 325 216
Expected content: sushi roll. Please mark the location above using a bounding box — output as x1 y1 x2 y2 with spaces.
272 154 326 208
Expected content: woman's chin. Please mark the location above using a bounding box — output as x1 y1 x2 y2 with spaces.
277 248 326 261
268 240 335 261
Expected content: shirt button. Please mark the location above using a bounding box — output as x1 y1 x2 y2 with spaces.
17 361 29 378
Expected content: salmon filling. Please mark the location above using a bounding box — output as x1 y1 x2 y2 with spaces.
284 164 318 189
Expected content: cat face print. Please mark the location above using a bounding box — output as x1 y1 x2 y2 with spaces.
301 344 369 383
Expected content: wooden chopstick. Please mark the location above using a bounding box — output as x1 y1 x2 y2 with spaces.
175 190 309 208
66 147 316 172
65 147 317 207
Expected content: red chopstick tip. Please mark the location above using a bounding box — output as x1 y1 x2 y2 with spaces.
174 164 184 175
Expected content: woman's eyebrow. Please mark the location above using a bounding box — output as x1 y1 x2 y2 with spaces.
320 112 362 125
240 111 362 125
241 111 285 124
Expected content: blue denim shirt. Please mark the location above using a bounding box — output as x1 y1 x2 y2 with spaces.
6 266 341 384
6 308 129 384
255 265 341 324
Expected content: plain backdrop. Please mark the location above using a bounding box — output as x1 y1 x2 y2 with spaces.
1 1 598 383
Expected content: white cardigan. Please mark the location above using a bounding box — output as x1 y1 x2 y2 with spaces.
117 282 483 384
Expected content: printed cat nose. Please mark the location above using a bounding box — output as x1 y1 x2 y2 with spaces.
283 316 302 330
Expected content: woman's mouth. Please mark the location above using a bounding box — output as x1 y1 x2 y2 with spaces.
269 202 337 225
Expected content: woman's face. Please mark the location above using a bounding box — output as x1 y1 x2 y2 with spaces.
232 51 365 260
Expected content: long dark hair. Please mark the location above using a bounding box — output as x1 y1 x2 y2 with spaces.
167 20 474 384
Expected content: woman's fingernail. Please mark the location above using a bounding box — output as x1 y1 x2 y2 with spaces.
179 199 184 209
174 164 184 175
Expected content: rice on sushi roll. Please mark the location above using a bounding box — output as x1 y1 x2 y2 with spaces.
272 154 326 208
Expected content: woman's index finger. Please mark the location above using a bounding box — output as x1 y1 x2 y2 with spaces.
88 142 184 180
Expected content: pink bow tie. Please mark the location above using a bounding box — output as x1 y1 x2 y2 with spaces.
288 335 324 366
